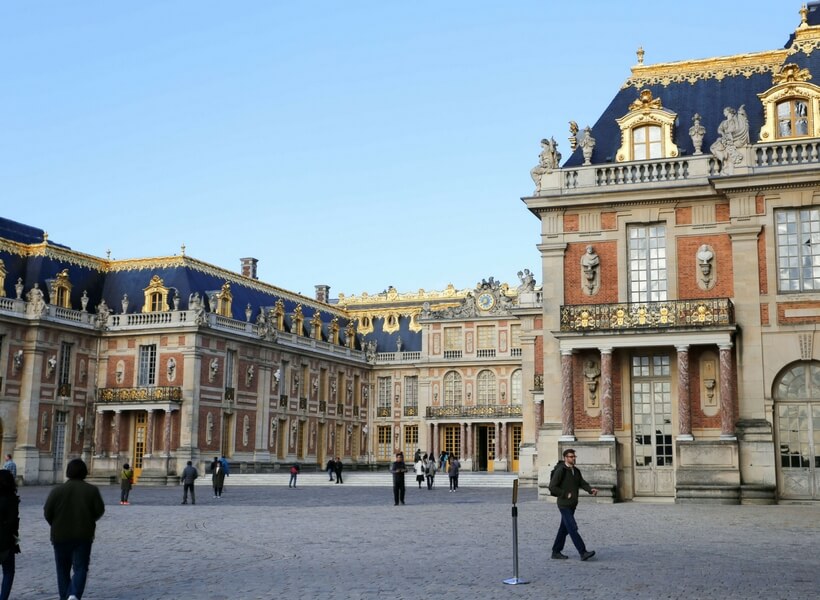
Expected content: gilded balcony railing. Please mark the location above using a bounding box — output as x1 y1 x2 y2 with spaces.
98 386 182 403
560 298 734 332
426 404 523 419
376 407 391 417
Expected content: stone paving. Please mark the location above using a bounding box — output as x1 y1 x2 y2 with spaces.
9 480 819 600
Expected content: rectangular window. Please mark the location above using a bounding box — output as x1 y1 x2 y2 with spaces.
138 345 157 386
510 324 521 348
226 350 236 388
377 377 392 409
444 327 462 351
477 325 494 350
776 207 820 291
628 224 667 302
58 342 72 386
404 376 418 415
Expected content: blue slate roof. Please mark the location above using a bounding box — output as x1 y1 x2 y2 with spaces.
563 6 820 168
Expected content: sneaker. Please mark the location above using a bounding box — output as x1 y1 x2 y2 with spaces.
68 595 79 600
551 552 569 560
124 502 130 505
581 551 596 561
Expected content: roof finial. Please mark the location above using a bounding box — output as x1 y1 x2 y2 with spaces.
800 4 809 28
636 46 645 65
106 249 111 260
43 231 49 242
181 243 186 256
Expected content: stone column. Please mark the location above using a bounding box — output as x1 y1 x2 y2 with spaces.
94 411 104 456
560 350 575 440
113 410 122 457
144 409 155 457
500 422 507 461
719 344 736 439
465 423 472 461
461 422 467 458
432 423 438 457
676 345 693 441
600 348 614 440
164 410 173 456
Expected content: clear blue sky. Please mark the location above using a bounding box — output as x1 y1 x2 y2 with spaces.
0 1 796 298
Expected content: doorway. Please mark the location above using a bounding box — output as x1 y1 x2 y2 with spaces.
475 425 496 472
132 411 147 481
631 354 675 497
53 412 68 482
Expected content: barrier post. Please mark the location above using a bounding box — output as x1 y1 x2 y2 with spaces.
502 478 529 585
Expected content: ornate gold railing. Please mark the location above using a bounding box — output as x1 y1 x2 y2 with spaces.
376 407 391 417
560 298 734 332
426 405 523 419
98 386 182 403
404 406 418 417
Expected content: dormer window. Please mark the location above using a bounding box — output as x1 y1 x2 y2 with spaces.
615 90 678 162
776 98 810 138
142 275 170 313
758 64 820 142
633 125 662 159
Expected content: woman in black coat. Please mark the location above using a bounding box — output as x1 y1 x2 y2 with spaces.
0 469 20 600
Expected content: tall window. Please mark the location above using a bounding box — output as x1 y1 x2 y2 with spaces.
443 371 462 407
510 324 521 348
138 345 157 386
477 326 494 349
777 207 820 291
477 370 496 405
404 376 418 414
58 342 72 386
776 98 810 138
632 125 662 160
628 224 667 302
510 369 522 405
226 350 236 389
377 377 392 410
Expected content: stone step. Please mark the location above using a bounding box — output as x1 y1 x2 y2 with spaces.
197 472 519 488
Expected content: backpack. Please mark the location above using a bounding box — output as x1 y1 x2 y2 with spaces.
548 462 565 497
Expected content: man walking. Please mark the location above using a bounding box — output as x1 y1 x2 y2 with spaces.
180 461 198 505
549 448 598 561
333 457 343 484
43 458 105 600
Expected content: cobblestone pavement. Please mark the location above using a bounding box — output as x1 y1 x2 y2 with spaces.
10 482 819 600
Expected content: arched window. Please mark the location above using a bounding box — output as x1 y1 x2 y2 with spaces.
632 125 662 160
443 371 462 407
773 361 820 500
477 370 496 405
510 369 522 405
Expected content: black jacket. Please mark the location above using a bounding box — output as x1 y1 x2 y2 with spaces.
549 463 592 508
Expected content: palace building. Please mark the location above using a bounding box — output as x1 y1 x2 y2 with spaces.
525 2 820 503
0 217 539 485
3 3 820 505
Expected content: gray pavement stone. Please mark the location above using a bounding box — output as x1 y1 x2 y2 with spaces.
9 483 819 599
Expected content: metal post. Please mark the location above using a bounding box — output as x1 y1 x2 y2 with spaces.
503 479 529 585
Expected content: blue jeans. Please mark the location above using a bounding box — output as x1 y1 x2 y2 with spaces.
551 507 588 555
0 552 14 600
289 474 297 487
53 540 92 600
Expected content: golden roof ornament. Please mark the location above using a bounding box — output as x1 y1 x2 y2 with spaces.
800 4 809 28
773 63 812 84
637 46 645 65
629 89 663 111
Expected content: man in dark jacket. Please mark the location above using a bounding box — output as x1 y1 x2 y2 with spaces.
333 457 344 484
548 448 598 561
390 452 407 505
180 461 198 505
43 458 105 600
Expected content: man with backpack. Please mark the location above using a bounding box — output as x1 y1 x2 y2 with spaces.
548 448 598 561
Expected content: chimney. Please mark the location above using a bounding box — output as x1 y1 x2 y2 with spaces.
240 257 258 280
315 284 330 303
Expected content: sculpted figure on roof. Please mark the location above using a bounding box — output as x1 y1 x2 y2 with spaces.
530 137 561 194
710 106 749 175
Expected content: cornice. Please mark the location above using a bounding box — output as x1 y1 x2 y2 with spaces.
623 49 787 89
0 239 107 271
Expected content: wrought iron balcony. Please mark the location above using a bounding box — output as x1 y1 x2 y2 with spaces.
98 386 182 403
404 406 418 417
319 400 327 413
376 407 391 417
560 298 734 332
426 404 523 419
